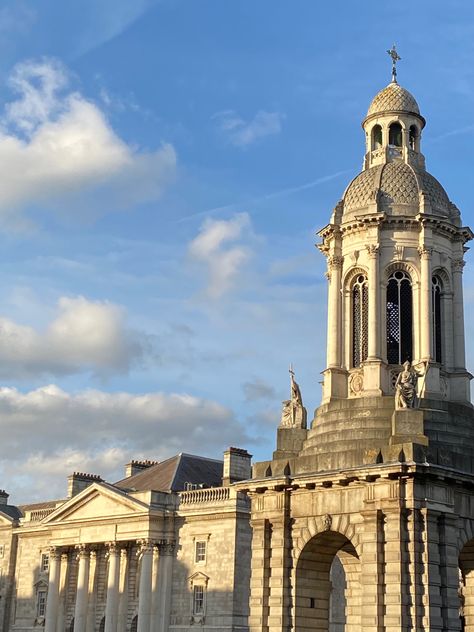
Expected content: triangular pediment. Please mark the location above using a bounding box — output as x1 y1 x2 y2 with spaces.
43 483 149 524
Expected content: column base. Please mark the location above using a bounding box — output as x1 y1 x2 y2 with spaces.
322 367 347 403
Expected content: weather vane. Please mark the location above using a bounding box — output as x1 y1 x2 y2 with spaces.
387 44 401 82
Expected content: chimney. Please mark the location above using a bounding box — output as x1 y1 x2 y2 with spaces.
0 489 9 505
67 472 102 498
124 459 159 478
222 447 252 486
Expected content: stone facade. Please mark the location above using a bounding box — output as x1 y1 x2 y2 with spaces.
0 452 252 632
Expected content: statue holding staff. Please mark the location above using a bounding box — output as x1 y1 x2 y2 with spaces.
394 360 428 410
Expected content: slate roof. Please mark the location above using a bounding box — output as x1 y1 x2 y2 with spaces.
115 453 223 493
0 505 23 520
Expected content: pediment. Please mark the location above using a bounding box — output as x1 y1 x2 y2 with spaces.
43 483 149 524
188 571 210 586
0 510 16 525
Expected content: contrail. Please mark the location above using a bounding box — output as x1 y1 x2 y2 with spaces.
177 169 353 223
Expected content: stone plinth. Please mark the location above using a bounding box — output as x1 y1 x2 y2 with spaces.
390 409 428 446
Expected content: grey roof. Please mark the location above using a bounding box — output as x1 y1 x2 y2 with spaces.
115 453 223 493
0 505 22 521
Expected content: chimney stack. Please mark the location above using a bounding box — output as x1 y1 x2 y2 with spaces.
124 459 159 478
222 447 252 486
67 472 102 498
0 489 9 505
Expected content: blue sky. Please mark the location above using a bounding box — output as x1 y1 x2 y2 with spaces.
1 0 474 501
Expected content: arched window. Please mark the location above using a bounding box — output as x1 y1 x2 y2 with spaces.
409 125 418 150
372 125 382 150
432 275 442 363
130 615 138 632
352 274 368 367
388 122 402 147
386 270 413 364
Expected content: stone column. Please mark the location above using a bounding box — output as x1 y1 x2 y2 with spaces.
86 550 98 632
439 514 462 631
360 510 383 632
419 246 432 361
117 547 129 632
420 510 443 631
326 255 343 367
452 258 466 369
249 517 271 632
105 542 121 632
367 245 380 359
137 540 154 632
45 546 61 632
150 545 160 632
74 545 90 632
156 541 175 632
56 551 69 632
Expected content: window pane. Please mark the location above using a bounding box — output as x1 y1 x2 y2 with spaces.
195 541 206 562
194 585 204 614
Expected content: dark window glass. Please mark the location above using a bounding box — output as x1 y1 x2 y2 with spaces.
386 271 412 364
432 276 442 363
352 275 368 367
409 125 417 150
372 125 382 149
389 122 402 147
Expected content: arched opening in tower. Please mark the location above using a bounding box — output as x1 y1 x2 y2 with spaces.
386 270 413 364
372 124 382 150
389 122 403 147
295 531 360 631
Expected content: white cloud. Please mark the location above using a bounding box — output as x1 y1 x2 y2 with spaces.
0 385 249 501
0 58 176 226
213 109 283 147
188 213 253 298
0 295 144 378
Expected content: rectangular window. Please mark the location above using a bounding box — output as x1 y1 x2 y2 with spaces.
195 541 206 563
193 585 204 615
37 589 47 617
41 553 49 573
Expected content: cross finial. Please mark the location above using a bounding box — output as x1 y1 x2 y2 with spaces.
289 363 295 379
387 44 401 83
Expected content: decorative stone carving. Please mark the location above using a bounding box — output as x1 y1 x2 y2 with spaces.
394 361 427 409
75 544 89 560
366 244 379 258
349 371 364 396
417 246 433 259
394 244 404 261
280 366 307 429
452 258 465 272
158 540 176 555
48 546 61 561
328 255 343 270
323 514 332 531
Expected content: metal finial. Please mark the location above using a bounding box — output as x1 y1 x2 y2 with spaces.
387 44 401 83
289 363 295 379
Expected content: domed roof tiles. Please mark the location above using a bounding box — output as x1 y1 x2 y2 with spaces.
343 161 451 218
367 82 420 117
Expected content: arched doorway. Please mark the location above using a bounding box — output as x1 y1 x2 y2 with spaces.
295 531 360 631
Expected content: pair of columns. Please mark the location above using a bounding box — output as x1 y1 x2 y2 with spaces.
44 539 175 632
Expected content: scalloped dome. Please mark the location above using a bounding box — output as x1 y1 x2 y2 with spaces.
343 161 451 218
367 82 420 118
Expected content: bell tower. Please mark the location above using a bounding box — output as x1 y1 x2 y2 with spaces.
241 50 474 632
319 48 471 406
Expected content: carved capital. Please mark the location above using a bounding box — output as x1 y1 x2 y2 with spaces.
328 255 343 270
136 539 154 557
417 246 432 259
157 539 176 555
452 258 465 272
105 541 120 557
323 514 332 531
366 244 379 258
75 544 89 560
48 546 61 561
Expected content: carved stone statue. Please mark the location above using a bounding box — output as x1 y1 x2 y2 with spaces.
394 360 427 410
280 366 307 428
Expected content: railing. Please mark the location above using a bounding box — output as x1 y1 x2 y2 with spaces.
179 487 231 505
29 508 55 522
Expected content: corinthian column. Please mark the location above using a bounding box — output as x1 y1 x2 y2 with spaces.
45 547 61 632
117 547 129 632
452 258 466 369
56 551 69 632
74 545 90 632
418 246 432 361
105 542 121 632
137 540 154 632
326 255 343 367
156 541 175 632
366 245 380 359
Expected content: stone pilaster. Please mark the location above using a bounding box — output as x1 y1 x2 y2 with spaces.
360 510 384 632
418 246 432 362
383 508 410 631
86 550 98 632
248 517 271 632
74 544 90 632
439 514 462 631
420 510 443 631
137 539 153 632
366 245 380 360
150 545 160 632
104 542 121 632
326 255 343 368
267 493 292 631
156 540 175 632
117 547 129 632
56 551 69 632
44 547 62 632
452 258 466 369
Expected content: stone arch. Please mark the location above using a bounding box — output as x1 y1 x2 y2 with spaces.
294 529 361 631
343 265 369 288
432 266 451 293
385 261 419 284
292 513 361 561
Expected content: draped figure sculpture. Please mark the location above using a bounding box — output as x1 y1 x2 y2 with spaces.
394 360 428 409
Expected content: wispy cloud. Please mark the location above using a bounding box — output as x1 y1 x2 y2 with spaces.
179 169 352 223
188 213 253 298
213 109 283 147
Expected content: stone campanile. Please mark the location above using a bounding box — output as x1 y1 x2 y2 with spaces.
240 52 474 632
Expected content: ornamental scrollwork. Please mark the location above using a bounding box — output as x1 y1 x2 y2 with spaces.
366 244 379 258
328 255 344 270
417 246 433 259
452 259 465 272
